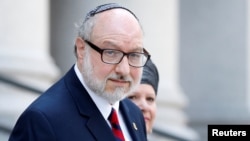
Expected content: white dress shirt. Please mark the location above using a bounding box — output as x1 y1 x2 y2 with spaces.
74 64 132 141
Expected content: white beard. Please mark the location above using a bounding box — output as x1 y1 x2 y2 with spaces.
80 48 141 104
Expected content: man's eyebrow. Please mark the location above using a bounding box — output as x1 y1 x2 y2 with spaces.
132 47 144 52
102 42 144 52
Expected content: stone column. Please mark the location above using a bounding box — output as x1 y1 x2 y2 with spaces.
179 0 250 139
0 1 59 139
0 0 59 89
248 0 250 113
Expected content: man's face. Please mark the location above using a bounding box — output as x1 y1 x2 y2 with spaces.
77 9 144 104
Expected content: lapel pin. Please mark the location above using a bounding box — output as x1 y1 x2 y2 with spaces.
132 122 138 130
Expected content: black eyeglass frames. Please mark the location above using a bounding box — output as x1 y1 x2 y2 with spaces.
84 40 150 68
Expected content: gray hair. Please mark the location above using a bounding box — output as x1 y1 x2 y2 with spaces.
74 16 95 57
77 16 95 41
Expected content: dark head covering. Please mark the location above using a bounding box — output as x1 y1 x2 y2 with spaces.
84 3 138 22
141 59 159 95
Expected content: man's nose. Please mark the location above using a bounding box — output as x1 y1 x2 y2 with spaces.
114 56 130 75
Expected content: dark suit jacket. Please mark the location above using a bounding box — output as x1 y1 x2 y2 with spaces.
9 66 147 141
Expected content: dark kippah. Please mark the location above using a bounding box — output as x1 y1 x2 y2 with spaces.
141 59 159 95
84 3 138 22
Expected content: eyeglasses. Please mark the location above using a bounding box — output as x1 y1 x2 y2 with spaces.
84 40 150 68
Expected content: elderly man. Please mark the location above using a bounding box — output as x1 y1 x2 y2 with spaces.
9 3 150 141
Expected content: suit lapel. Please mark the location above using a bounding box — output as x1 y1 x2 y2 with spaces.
86 112 116 141
64 66 116 141
119 100 142 141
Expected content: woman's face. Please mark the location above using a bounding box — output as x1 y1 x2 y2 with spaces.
128 84 156 133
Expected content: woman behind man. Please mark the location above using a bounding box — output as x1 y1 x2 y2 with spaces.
128 58 159 134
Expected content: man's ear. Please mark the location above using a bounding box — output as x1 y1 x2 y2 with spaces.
75 37 85 59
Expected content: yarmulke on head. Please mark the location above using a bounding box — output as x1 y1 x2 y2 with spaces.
84 3 138 22
141 59 159 95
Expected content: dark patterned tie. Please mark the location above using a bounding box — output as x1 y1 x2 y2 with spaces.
108 108 125 141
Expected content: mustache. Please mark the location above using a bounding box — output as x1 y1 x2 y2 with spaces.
107 73 133 82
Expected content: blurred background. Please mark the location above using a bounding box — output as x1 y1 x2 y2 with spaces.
1 0 250 141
